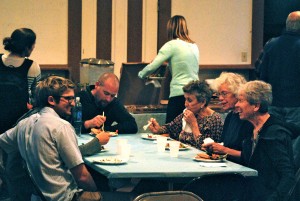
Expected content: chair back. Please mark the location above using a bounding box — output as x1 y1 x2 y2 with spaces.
133 190 203 201
183 173 247 201
23 161 47 201
286 168 300 201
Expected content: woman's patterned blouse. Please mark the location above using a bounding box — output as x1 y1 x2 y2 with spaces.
159 112 223 149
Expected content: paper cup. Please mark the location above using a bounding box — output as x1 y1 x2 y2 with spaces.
117 138 128 155
169 141 180 157
156 136 167 153
120 144 131 161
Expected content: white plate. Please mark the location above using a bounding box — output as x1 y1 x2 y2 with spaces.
193 157 226 163
141 133 161 140
109 132 118 137
93 157 127 165
89 131 118 137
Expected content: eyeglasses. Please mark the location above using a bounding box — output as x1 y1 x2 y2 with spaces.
216 91 231 98
55 95 75 103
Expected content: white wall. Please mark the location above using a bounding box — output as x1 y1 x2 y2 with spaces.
0 0 252 75
172 0 252 64
0 0 68 64
111 0 128 77
82 0 97 59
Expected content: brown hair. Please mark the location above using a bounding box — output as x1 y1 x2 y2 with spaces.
35 75 75 107
167 15 194 43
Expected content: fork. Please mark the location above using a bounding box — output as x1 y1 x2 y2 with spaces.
143 122 151 131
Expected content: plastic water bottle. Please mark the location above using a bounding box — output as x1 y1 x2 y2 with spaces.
73 97 82 136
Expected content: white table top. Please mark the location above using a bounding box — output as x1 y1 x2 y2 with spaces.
77 133 257 180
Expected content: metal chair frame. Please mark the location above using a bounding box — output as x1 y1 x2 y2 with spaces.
133 190 203 201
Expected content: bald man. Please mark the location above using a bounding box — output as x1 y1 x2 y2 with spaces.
78 72 138 134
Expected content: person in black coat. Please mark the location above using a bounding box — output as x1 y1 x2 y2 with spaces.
203 72 253 164
235 80 295 201
77 72 138 134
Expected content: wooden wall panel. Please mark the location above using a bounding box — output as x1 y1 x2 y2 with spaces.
97 0 112 60
157 0 171 50
68 0 82 83
127 0 143 62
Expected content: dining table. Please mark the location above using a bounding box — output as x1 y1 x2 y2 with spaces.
77 133 257 190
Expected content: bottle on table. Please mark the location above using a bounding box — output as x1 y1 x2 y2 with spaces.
73 97 82 136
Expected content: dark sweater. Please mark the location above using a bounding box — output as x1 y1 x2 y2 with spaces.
222 111 253 150
258 31 300 107
77 86 138 134
221 111 253 163
241 115 295 201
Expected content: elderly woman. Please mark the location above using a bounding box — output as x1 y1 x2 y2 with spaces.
148 80 223 149
203 72 253 163
236 80 295 201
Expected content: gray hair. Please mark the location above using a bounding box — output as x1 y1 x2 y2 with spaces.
183 80 213 107
211 72 247 96
239 80 272 113
286 11 300 32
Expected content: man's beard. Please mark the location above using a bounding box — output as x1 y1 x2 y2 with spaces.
96 100 109 107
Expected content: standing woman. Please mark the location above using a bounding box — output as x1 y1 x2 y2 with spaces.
0 28 41 133
0 28 41 201
138 15 199 123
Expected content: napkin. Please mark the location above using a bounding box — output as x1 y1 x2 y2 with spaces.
198 162 227 167
182 109 192 132
203 137 214 144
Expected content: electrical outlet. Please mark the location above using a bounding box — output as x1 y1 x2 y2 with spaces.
241 52 247 62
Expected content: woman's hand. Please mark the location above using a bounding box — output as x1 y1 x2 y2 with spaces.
202 142 227 154
148 118 161 133
184 109 201 137
183 109 197 127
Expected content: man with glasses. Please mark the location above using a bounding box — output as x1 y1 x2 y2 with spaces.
78 72 138 134
0 76 103 200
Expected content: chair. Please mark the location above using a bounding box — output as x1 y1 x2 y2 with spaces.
292 135 300 170
23 161 47 201
183 173 247 201
286 168 300 201
133 190 203 201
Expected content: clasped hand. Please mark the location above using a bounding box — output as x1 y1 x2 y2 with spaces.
148 118 161 133
95 131 110 145
85 115 106 129
202 142 226 155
